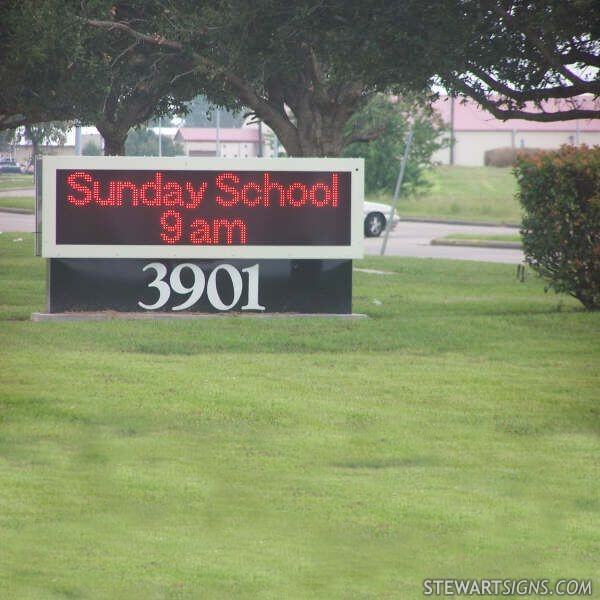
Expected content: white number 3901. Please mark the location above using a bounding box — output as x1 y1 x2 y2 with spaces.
138 262 265 312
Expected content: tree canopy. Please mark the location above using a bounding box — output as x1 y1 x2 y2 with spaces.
1 0 598 157
437 0 599 121
86 0 442 156
0 0 94 129
1 0 205 153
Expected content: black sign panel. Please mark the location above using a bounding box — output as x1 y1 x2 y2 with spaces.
55 169 351 246
48 259 352 314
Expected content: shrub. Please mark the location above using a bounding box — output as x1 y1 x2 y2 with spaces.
515 145 600 310
485 146 542 167
342 95 447 195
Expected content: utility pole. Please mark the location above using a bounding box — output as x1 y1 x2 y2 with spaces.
449 95 455 166
215 109 221 157
380 120 414 256
158 117 162 157
74 125 82 156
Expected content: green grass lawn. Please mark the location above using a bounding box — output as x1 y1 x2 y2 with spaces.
369 166 521 225
1 233 598 598
444 233 522 243
0 196 34 212
0 173 34 191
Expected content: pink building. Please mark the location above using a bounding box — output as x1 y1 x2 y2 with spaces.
174 127 271 158
433 96 600 166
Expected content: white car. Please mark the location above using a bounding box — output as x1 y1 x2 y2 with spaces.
363 201 399 237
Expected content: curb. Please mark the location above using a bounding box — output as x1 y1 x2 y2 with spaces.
0 207 34 215
431 238 523 250
401 216 521 228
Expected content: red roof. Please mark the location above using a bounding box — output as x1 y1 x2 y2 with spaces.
433 95 600 132
175 128 260 142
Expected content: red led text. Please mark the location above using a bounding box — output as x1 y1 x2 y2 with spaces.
160 210 247 245
67 171 208 208
66 171 339 209
61 169 347 246
215 172 338 208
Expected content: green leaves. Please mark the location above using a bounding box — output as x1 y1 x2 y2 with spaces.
342 95 447 195
516 146 600 310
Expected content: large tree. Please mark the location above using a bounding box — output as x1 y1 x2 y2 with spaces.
0 0 204 153
5 0 595 158
87 1 443 157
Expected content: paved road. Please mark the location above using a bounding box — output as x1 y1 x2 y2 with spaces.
0 187 34 197
0 211 35 233
0 210 524 263
365 221 523 264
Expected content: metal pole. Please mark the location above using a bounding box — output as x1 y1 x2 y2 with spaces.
274 136 279 158
215 109 221 157
74 125 82 156
158 117 162 157
380 120 415 256
449 95 455 165
34 157 42 257
258 121 263 157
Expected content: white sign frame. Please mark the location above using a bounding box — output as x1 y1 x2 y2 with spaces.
41 156 364 259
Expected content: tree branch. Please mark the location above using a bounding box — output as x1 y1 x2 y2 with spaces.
466 65 597 101
86 19 184 52
86 17 300 148
451 78 600 121
301 44 331 107
487 3 587 87
562 47 600 68
342 125 386 146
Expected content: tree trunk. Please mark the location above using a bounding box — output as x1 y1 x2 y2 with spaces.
260 98 354 157
96 122 129 156
31 137 40 162
258 75 364 157
103 136 126 156
294 106 357 157
102 132 128 156
24 125 40 163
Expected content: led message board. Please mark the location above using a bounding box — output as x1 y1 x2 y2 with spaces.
42 157 363 259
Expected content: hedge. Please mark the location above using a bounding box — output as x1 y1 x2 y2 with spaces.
485 146 543 167
515 145 600 310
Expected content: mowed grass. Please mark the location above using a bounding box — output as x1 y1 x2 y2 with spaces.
369 166 521 224
0 234 599 598
0 196 34 212
0 173 34 191
444 233 522 243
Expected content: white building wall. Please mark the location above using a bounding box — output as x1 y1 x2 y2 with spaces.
571 131 600 147
433 130 600 166
434 131 511 166
220 142 258 158
515 131 575 149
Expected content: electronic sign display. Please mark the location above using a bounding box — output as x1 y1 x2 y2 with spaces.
42 157 363 259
